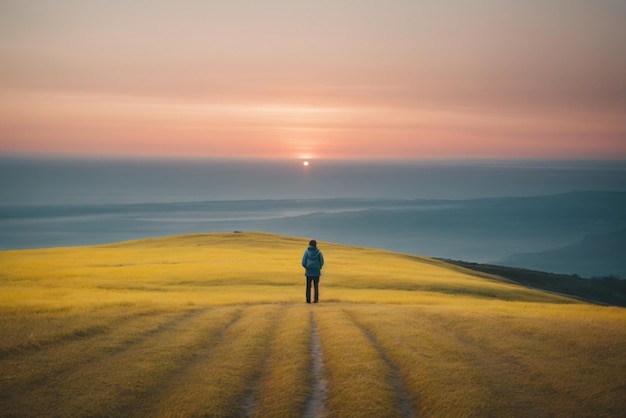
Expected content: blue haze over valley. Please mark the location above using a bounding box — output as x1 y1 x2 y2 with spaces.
1 157 625 278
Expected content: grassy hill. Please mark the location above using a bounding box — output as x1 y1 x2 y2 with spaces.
1 232 625 417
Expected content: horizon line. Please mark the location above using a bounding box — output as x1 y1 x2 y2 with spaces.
2 152 626 164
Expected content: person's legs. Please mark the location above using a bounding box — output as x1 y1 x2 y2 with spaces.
313 276 320 303
305 275 313 303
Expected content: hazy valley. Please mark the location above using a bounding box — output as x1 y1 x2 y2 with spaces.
2 191 625 279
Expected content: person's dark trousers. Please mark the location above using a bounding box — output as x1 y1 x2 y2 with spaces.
306 275 320 303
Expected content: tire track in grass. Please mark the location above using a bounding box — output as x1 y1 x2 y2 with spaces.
349 305 492 417
0 323 110 358
227 305 280 417
387 307 551 416
415 309 609 417
315 306 404 418
232 305 288 417
248 305 312 418
144 304 283 417
0 306 173 358
304 310 328 418
2 307 237 417
127 306 244 417
0 307 203 412
453 332 545 417
225 305 284 417
345 309 416 418
93 306 244 417
353 305 555 417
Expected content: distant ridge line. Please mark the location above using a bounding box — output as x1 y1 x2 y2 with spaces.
440 259 626 307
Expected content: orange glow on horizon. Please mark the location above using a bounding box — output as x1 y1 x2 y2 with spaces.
1 91 624 160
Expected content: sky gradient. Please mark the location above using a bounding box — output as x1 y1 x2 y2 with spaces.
1 0 625 160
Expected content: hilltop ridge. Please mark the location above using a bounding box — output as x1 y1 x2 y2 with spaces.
0 231 577 307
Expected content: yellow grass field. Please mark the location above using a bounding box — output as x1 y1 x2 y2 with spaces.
1 231 625 417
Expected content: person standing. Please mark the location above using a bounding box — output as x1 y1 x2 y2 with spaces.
302 239 324 303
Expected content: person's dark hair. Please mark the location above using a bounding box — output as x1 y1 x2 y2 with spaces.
309 239 317 247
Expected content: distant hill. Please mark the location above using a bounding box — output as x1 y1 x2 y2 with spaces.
442 259 626 307
260 191 626 263
497 228 626 278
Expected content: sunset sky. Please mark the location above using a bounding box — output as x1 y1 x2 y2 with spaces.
1 0 625 160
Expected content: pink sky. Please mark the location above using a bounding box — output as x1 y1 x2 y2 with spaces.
1 0 625 160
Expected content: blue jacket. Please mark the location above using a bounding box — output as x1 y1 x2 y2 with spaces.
302 246 324 277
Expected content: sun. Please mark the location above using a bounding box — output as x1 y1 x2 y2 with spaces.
302 160 309 166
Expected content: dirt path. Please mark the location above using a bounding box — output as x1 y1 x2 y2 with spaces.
304 311 328 418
